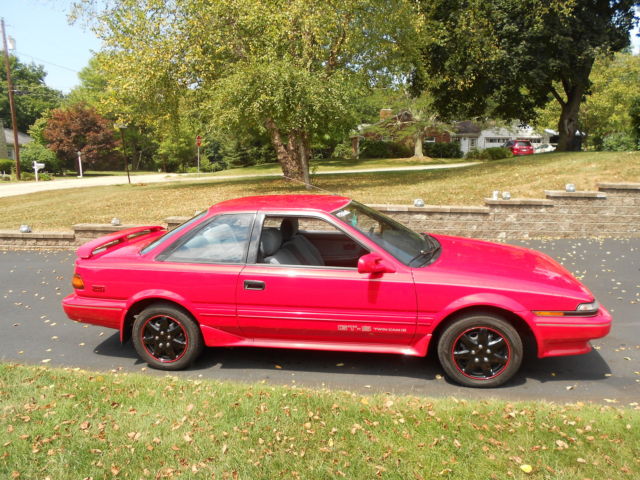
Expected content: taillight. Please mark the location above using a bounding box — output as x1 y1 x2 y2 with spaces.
72 274 85 289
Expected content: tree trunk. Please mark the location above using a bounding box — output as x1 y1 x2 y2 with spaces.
414 130 425 158
555 64 592 152
298 130 311 189
556 87 584 152
265 118 310 184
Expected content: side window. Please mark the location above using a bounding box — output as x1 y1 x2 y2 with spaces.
161 214 253 264
258 216 366 268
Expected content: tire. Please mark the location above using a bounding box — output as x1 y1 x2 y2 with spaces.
132 304 203 371
437 314 523 388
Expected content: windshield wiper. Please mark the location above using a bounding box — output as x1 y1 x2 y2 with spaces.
409 235 441 266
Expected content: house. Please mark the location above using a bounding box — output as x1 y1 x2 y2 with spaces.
350 109 451 158
2 127 33 159
452 121 551 155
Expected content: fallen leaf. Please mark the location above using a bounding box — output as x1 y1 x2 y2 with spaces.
520 464 533 474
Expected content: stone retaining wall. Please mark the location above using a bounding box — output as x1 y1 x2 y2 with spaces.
1 182 638 249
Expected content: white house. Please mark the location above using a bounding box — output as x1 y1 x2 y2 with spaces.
452 121 551 155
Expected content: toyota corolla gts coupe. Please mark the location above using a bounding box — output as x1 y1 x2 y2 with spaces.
62 195 611 387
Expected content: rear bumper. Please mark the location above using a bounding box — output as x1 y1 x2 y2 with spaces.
533 306 612 358
62 293 126 330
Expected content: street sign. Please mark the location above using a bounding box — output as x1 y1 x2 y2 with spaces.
196 135 202 147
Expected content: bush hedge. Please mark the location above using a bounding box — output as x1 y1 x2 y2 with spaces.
0 158 13 174
424 142 463 158
360 140 412 159
466 147 513 160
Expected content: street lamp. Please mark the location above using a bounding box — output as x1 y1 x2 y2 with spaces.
114 123 131 184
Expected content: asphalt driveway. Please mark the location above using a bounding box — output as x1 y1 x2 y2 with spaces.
1 238 638 404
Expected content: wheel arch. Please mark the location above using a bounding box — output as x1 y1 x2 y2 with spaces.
120 297 198 343
432 305 538 359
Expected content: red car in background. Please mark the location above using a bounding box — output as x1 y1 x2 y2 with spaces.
62 195 611 387
504 139 534 155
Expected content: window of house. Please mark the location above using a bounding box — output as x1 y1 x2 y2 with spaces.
469 138 477 148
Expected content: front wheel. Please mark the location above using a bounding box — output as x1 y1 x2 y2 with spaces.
132 304 203 370
437 314 523 388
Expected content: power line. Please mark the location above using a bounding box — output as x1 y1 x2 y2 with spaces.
15 50 80 74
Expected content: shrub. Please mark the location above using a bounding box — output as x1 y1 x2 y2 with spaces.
331 142 353 159
360 140 412 159
424 142 462 159
19 142 63 173
465 147 513 160
0 158 13 174
601 133 637 151
483 147 514 160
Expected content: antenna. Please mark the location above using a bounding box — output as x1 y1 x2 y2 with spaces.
281 175 344 196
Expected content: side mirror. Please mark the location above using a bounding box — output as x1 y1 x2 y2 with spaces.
358 253 395 274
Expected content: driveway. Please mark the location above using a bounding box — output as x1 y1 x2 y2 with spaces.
1 237 638 404
0 162 479 199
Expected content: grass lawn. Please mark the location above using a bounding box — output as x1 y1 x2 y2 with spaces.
1 363 638 479
0 151 638 231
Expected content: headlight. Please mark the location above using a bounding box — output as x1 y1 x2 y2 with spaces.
533 300 599 317
576 301 599 314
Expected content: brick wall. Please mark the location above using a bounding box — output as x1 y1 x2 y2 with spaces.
1 182 638 249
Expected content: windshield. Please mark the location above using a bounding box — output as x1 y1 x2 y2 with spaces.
332 201 439 267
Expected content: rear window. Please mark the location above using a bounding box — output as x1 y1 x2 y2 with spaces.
515 141 531 146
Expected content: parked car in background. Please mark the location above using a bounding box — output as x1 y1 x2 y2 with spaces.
535 143 556 154
503 139 534 155
62 195 611 387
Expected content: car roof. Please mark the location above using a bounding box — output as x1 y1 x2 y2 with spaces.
209 194 352 214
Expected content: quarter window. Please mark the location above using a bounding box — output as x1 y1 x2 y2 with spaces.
161 214 253 264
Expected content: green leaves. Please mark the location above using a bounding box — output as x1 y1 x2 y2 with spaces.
76 0 418 178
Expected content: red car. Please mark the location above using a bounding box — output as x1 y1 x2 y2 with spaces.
504 139 534 155
62 195 611 387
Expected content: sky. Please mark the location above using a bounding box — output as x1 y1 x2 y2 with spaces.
4 0 102 93
2 0 640 95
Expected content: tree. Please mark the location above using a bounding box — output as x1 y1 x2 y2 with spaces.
416 0 638 151
65 56 109 108
74 0 417 183
43 104 119 172
0 55 62 131
536 51 640 149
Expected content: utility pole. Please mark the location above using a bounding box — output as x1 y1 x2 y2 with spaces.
1 18 20 180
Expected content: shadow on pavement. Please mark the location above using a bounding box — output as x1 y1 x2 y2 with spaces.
92 332 612 388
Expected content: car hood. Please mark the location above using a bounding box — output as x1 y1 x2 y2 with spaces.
423 234 593 299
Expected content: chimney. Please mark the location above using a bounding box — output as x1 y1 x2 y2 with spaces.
379 108 393 121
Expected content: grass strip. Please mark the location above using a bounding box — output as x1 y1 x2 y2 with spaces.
1 363 638 479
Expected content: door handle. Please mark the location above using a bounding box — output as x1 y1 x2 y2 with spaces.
244 280 265 291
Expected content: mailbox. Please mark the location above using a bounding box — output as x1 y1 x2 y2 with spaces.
33 162 45 169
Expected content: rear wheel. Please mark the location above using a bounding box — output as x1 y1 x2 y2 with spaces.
132 304 203 370
437 314 523 387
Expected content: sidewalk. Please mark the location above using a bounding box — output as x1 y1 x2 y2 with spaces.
0 162 479 199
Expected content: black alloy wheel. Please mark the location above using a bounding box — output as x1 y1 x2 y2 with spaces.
132 304 203 370
437 314 523 388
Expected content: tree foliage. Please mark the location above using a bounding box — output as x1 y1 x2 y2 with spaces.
0 55 62 131
416 0 638 151
536 51 640 150
74 0 417 182
43 104 119 172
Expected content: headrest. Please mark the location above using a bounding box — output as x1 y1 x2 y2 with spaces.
260 228 282 256
280 218 299 241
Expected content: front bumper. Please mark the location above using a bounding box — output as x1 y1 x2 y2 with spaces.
532 306 612 357
62 293 126 330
